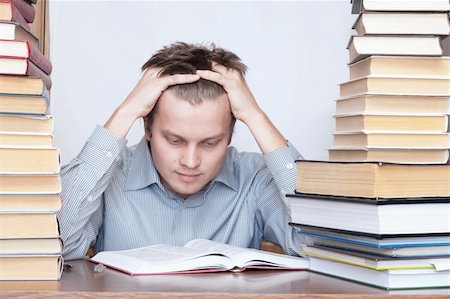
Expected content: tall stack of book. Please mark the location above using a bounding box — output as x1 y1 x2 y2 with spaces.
0 0 63 280
288 0 450 290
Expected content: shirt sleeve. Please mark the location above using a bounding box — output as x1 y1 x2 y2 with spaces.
57 125 127 260
254 141 303 256
263 140 303 195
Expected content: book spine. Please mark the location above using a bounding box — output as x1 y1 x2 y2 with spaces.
0 1 31 31
13 0 35 23
27 40 52 75
26 60 52 90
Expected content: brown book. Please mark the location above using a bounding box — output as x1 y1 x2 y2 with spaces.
340 77 450 97
353 13 450 35
0 58 52 89
0 238 62 255
0 194 61 212
0 93 48 114
0 114 53 134
0 174 61 194
335 95 450 115
0 255 62 280
0 21 38 47
0 75 45 95
333 132 450 148
0 213 59 238
348 56 450 80
0 147 60 174
295 160 450 198
0 132 52 147
328 147 449 164
351 0 450 13
347 35 443 64
334 114 448 132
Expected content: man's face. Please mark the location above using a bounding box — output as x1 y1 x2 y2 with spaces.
148 90 232 199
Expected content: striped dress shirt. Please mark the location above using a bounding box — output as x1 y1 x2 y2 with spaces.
58 126 303 260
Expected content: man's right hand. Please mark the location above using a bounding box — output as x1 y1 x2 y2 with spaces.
104 68 200 139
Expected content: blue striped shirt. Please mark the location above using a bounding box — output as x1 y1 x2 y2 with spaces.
58 126 303 260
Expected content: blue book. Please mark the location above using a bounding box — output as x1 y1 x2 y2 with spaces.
292 224 450 257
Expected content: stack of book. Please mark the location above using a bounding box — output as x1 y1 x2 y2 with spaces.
0 0 62 280
288 0 450 290
330 0 450 164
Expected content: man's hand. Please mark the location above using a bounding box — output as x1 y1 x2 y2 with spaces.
104 69 199 139
196 64 262 125
197 65 287 154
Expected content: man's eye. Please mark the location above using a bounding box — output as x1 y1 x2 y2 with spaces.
203 141 218 147
168 138 182 145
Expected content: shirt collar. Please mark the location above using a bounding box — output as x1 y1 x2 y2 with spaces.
123 138 238 192
212 147 238 192
123 137 160 191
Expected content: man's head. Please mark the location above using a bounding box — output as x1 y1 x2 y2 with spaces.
143 42 247 134
142 42 247 198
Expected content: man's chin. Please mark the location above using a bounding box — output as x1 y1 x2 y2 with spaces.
172 184 204 199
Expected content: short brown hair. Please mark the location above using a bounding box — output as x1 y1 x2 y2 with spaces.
143 42 247 133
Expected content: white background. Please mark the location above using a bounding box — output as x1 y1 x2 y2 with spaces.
48 0 355 164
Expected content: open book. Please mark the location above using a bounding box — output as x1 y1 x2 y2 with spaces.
90 239 309 275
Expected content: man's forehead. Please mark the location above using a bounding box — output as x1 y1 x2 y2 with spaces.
160 88 229 103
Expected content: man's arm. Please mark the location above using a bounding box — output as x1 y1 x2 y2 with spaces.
197 65 303 254
58 126 127 260
196 65 286 154
105 69 200 139
58 70 200 259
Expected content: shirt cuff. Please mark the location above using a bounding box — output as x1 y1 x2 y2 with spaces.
77 125 128 173
263 141 303 194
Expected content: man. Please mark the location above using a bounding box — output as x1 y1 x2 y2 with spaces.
58 42 303 260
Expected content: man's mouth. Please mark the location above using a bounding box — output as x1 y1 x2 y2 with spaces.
177 172 201 182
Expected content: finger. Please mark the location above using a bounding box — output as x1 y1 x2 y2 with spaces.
160 73 200 87
142 67 161 78
211 63 228 74
196 69 224 84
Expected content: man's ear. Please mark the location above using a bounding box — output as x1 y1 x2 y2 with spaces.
143 117 152 140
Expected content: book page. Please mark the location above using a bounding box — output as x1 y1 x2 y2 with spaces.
185 239 308 269
91 244 233 274
185 239 249 256
119 244 211 263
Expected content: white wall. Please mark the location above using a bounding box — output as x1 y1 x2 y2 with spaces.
49 0 354 165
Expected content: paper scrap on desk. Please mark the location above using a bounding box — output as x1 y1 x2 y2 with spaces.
432 260 450 271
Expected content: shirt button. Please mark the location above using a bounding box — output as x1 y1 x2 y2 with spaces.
105 151 113 158
286 163 294 169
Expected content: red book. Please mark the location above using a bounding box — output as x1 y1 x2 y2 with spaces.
0 0 30 30
12 0 34 23
0 21 39 47
0 57 52 90
0 39 52 74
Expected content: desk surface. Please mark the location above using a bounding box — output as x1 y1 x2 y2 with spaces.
0 259 449 298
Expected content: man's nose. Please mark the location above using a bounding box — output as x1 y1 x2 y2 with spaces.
180 145 200 168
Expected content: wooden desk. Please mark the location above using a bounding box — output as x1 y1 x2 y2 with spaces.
0 259 449 298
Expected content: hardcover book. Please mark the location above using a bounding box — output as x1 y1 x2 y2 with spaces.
288 193 450 235
348 56 450 80
0 254 62 280
353 13 450 35
91 239 309 275
294 160 450 198
339 76 450 97
328 147 449 164
351 0 450 14
335 94 450 115
0 39 52 74
0 21 38 46
347 35 443 64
